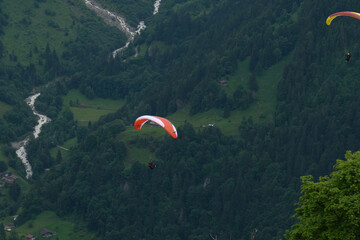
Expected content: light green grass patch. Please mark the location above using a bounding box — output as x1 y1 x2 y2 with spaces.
148 41 169 56
63 89 124 126
0 101 12 119
136 43 148 57
70 107 115 126
119 126 166 141
14 211 98 240
63 89 124 110
169 108 243 135
248 53 293 119
49 137 77 160
14 175 31 196
169 107 222 128
62 137 77 149
223 58 251 96
118 126 167 168
1 0 79 65
124 146 152 169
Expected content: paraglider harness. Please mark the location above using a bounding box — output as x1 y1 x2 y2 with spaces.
346 52 351 62
148 160 156 170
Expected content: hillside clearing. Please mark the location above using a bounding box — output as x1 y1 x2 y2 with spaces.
0 101 12 119
11 211 98 240
169 55 291 135
62 89 124 126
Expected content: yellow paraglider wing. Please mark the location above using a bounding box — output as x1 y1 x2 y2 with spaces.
326 11 360 25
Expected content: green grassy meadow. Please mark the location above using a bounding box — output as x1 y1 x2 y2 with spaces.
10 211 98 240
0 0 80 66
137 43 148 57
13 173 31 195
119 126 166 141
70 107 115 126
0 101 12 119
124 145 152 169
118 126 166 168
49 137 77 161
63 89 124 126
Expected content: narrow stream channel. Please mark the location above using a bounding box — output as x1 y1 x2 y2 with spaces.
84 0 162 58
13 93 51 179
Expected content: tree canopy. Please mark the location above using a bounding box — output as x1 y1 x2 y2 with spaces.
285 151 360 240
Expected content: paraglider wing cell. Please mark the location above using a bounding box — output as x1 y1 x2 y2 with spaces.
326 11 360 25
134 115 178 138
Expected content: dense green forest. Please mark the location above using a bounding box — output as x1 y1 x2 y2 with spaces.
1 0 360 239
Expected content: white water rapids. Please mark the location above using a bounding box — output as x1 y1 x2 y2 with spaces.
83 0 161 58
14 93 51 179
153 0 161 15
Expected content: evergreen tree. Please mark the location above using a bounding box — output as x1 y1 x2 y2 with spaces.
0 161 7 172
248 73 258 92
0 41 3 58
9 182 21 201
0 223 5 240
56 150 62 164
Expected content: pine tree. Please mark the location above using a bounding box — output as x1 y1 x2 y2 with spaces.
56 150 62 163
0 161 7 172
0 223 5 240
248 73 258 92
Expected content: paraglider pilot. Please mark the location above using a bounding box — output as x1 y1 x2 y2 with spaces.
148 160 155 170
346 52 351 62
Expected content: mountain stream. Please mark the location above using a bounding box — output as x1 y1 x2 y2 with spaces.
84 0 161 58
12 93 51 179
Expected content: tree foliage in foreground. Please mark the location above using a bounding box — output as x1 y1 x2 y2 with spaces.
285 151 360 240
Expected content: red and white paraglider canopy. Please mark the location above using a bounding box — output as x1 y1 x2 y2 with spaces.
134 115 178 139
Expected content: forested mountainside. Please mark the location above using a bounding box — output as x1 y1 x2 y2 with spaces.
1 0 360 239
